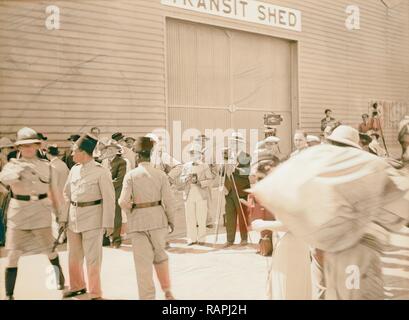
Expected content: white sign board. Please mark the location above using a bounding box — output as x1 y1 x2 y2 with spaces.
161 0 302 32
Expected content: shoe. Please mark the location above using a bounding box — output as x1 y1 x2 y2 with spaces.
112 240 121 249
165 291 175 300
91 297 104 300
5 295 14 300
197 242 205 246
102 236 111 247
187 242 197 246
63 288 87 298
206 224 214 229
223 242 234 248
240 240 248 246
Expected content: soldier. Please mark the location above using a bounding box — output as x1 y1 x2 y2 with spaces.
180 144 213 246
47 145 69 240
62 135 80 170
60 134 115 300
224 133 251 247
0 137 15 171
98 141 127 248
112 132 136 170
36 133 49 161
0 127 66 300
118 137 177 300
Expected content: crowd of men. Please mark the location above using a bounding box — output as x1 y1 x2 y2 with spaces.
0 106 408 300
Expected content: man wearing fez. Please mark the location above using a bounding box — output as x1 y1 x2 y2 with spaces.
0 127 66 300
119 137 177 300
61 134 115 300
62 134 80 170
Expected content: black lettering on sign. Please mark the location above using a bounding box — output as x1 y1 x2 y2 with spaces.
279 9 286 25
289 12 297 27
184 0 194 7
239 1 248 17
267 7 277 24
223 0 232 14
210 0 220 11
258 5 266 21
197 0 206 9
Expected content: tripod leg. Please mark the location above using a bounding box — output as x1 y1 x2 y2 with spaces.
214 167 226 246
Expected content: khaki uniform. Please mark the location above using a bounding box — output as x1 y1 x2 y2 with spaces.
0 157 61 266
180 161 213 244
61 160 115 298
118 162 177 299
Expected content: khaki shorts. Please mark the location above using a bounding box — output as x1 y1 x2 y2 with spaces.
6 227 54 255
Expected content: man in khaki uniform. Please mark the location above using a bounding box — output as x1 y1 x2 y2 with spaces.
119 137 177 300
47 145 70 240
0 127 66 300
61 134 115 300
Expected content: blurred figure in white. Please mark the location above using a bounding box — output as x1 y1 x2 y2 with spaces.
306 135 321 147
291 130 308 157
253 125 409 300
367 131 387 157
180 144 213 246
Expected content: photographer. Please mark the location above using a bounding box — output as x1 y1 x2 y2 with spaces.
180 144 214 246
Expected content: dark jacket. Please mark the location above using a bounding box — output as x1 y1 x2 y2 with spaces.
110 155 127 193
225 152 251 199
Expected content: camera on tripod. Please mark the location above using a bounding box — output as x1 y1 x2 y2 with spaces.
264 112 283 127
372 103 379 117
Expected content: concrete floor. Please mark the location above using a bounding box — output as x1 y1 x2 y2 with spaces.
0 231 268 300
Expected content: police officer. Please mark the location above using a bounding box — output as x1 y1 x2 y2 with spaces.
61 134 115 300
0 127 66 300
62 135 80 170
118 137 177 300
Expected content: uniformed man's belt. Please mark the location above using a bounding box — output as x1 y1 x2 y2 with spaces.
11 193 48 201
132 201 162 209
71 199 102 207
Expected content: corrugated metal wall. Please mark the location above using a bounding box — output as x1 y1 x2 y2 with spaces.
0 0 408 154
0 0 166 146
